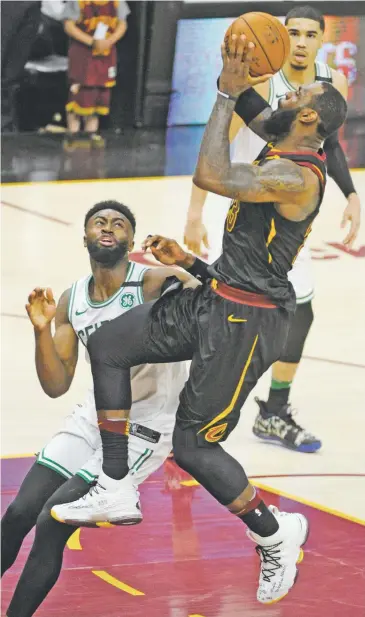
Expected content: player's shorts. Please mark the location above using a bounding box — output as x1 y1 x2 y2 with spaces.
66 85 111 117
37 408 172 486
92 282 290 446
173 283 291 443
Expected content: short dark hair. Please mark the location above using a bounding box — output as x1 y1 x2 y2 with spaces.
84 200 136 233
285 5 325 32
311 82 347 138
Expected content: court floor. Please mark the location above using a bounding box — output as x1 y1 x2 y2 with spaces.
1 172 365 616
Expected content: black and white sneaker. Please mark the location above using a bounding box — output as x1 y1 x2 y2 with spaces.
252 398 322 453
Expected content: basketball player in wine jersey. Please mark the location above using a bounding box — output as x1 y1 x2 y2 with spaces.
184 5 361 453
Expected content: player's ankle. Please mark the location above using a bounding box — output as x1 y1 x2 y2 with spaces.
100 429 129 480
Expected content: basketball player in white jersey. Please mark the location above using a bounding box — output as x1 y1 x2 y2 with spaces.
184 5 361 453
2 200 197 617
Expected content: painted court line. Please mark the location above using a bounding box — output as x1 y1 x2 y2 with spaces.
1 200 71 226
67 529 82 551
252 480 365 527
92 570 145 595
180 479 365 526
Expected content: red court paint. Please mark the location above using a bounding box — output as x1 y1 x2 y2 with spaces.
2 457 364 617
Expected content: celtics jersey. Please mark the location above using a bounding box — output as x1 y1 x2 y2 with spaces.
232 61 333 165
68 261 188 433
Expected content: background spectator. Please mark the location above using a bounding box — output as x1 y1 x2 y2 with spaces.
63 0 130 137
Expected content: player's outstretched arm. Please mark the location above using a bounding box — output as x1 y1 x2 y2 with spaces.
26 288 79 398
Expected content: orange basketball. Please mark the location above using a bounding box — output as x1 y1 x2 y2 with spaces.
224 12 290 77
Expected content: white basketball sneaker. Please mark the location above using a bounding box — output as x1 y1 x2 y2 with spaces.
51 471 143 527
247 505 309 604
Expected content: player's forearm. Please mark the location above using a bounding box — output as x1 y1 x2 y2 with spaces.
108 20 127 45
193 95 235 191
187 183 208 222
64 20 93 47
34 327 71 397
323 132 356 198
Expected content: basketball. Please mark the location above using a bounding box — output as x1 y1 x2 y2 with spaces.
224 12 290 77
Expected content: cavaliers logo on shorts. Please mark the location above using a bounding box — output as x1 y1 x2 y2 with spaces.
204 422 228 443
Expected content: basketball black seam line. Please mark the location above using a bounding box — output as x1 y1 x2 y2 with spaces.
242 15 279 74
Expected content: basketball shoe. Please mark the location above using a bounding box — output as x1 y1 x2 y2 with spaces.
247 505 309 604
51 471 142 527
252 398 322 453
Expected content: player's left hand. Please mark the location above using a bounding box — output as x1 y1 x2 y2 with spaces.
219 34 272 98
142 235 190 267
341 192 361 248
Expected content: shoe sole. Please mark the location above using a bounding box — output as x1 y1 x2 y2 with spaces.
252 429 322 453
50 508 143 528
259 515 310 605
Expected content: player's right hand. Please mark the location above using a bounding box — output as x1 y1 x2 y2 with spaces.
26 287 56 332
142 235 191 267
220 35 272 98
183 219 209 257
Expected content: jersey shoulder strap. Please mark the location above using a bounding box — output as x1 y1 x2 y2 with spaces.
315 61 333 83
123 261 150 289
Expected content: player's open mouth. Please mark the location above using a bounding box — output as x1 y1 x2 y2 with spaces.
294 52 306 59
99 236 116 246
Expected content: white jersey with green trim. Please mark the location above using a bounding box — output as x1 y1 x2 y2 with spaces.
68 261 188 433
231 61 332 164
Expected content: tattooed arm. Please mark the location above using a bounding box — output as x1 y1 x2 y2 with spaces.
193 94 319 221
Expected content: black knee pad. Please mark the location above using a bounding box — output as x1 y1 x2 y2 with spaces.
280 300 314 364
172 423 249 505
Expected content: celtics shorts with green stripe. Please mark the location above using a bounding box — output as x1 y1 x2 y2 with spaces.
37 408 172 485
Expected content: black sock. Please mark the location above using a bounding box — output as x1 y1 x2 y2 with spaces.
266 379 292 415
237 490 279 537
100 429 129 480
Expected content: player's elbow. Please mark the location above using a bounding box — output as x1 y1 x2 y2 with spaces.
193 170 218 194
43 383 70 399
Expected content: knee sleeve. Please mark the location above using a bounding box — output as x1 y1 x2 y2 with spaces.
280 300 314 364
172 423 249 506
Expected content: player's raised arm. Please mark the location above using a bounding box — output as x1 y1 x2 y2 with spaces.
26 287 79 398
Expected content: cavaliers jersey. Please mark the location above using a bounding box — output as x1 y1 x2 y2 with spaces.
68 261 188 432
232 61 333 165
208 149 327 311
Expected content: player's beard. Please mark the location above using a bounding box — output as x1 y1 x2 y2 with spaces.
87 238 129 267
263 107 299 141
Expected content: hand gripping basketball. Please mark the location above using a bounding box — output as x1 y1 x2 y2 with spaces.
219 34 272 99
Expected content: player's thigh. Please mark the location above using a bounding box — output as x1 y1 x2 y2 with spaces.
178 300 290 442
38 416 95 480
88 288 199 368
129 433 173 485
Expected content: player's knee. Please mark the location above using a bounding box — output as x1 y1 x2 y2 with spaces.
3 498 34 530
172 424 202 474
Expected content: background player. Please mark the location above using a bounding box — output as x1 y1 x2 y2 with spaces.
184 5 361 453
1 200 197 617
51 39 348 604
